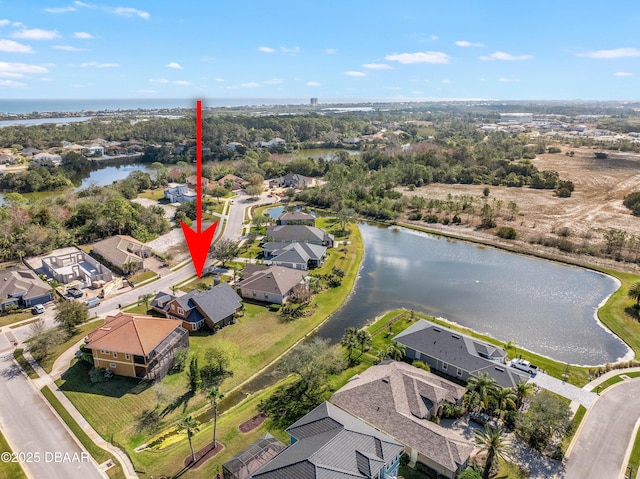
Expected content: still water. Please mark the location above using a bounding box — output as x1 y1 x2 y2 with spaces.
317 224 627 366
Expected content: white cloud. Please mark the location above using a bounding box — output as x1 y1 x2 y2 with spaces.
74 1 95 7
53 45 87 51
363 63 393 70
45 6 76 13
479 51 532 61
114 7 150 19
200 55 215 62
74 31 93 39
0 20 10 27
258 46 275 53
442 79 451 83
80 61 119 67
12 22 24 27
431 35 438 40
263 78 283 84
455 40 484 47
498 77 520 82
280 46 300 53
615 72 634 76
40 77 54 81
578 47 640 59
136 89 156 93
385 51 450 64
325 48 337 54
241 82 260 88
0 62 49 77
173 80 191 85
0 79 26 87
12 28 60 40
0 39 34 53
345 71 366 77
215 77 225 82
385 86 401 90
149 78 169 83
306 81 320 86
166 62 183 69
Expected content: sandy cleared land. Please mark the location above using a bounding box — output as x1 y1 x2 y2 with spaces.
399 148 640 273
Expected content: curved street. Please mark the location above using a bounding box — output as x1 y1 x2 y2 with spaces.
0 192 275 479
564 377 640 479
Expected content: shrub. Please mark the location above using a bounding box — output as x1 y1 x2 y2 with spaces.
412 360 431 372
89 367 110 383
441 217 450 225
269 303 281 312
425 214 439 223
496 226 517 240
171 348 189 373
556 187 572 198
408 212 422 220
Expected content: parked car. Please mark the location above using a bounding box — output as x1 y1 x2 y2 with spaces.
66 287 83 298
510 358 539 374
84 297 100 308
32 304 45 314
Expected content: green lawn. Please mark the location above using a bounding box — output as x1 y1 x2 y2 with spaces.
495 459 530 479
591 371 640 392
561 405 587 454
40 386 126 479
178 275 230 293
627 425 640 479
137 188 165 201
39 322 98 373
13 349 39 379
0 429 27 479
58 220 364 477
129 270 158 285
0 311 34 328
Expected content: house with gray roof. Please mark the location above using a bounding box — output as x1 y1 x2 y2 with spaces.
268 173 313 189
150 282 242 331
266 225 334 248
263 242 327 270
251 401 404 479
0 266 53 312
394 319 529 388
332 361 474 479
276 211 316 226
237 265 307 304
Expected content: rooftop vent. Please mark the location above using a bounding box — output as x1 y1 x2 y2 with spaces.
433 328 441 332
495 367 505 372
451 334 460 339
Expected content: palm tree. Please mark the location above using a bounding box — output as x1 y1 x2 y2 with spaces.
356 329 372 356
515 381 535 410
467 373 498 410
375 349 388 364
493 387 517 418
386 341 406 361
138 293 155 312
179 416 201 465
341 327 359 360
207 388 224 447
474 425 512 479
628 281 640 308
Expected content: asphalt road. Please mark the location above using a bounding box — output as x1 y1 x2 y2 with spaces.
0 354 104 479
0 192 277 479
564 377 640 479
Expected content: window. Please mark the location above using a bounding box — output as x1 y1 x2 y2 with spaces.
100 350 108 355
170 304 175 310
177 307 184 315
457 368 462 376
125 353 130 360
109 363 116 369
442 362 448 370
113 352 118 358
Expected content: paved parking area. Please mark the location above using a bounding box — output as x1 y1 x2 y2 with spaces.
529 372 597 408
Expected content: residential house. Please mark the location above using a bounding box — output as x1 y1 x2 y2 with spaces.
31 152 62 166
266 225 334 248
218 174 249 191
263 242 326 270
275 211 316 226
394 319 529 388
186 175 210 190
222 434 287 479
226 142 245 152
164 183 197 203
91 235 152 274
0 267 53 312
236 265 307 304
258 138 286 149
40 247 114 287
84 312 188 380
332 361 474 479
268 173 313 189
251 402 405 479
87 145 104 157
150 283 243 331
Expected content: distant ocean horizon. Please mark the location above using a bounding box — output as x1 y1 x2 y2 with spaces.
0 97 388 114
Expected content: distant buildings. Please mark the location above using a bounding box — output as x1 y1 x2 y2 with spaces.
91 235 151 274
266 225 334 248
268 173 313 189
310 97 318 106
164 183 197 203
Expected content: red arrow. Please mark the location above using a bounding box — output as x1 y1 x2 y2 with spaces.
181 100 218 278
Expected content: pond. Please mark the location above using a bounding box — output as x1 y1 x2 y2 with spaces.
316 223 628 366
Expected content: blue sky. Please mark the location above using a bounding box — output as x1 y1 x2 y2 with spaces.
1 0 640 100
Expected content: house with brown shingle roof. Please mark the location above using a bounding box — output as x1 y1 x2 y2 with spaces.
84 312 188 380
331 361 474 479
218 174 249 191
236 265 307 304
91 235 152 274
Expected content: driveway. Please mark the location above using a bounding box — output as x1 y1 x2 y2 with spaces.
0 353 105 479
564 377 640 479
529 372 597 408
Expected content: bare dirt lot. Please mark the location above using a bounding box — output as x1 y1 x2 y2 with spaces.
399 148 640 273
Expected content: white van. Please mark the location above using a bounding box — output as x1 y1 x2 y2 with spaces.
84 297 100 308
